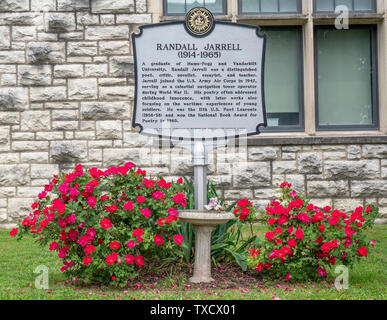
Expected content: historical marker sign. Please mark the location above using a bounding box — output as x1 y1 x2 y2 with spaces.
132 8 267 140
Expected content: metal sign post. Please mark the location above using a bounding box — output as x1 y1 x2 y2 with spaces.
193 141 207 210
132 7 267 283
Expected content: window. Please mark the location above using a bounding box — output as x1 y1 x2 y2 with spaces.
240 0 301 14
260 27 304 131
164 0 226 15
315 26 378 130
314 0 376 13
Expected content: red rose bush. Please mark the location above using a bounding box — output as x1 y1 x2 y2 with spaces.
247 182 380 280
11 162 188 285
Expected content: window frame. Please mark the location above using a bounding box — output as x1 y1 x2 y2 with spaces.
313 0 376 13
238 0 302 15
163 0 228 16
259 26 305 133
314 24 379 131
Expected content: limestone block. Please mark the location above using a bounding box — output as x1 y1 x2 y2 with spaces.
68 78 98 100
233 162 271 188
99 41 130 55
333 198 364 213
21 111 51 131
54 64 83 78
30 86 67 101
85 25 129 40
362 144 387 159
57 0 90 11
272 160 297 174
45 13 76 33
248 146 280 161
0 12 43 25
103 148 140 166
27 42 66 64
91 0 135 13
347 145 361 160
67 41 98 56
0 51 25 63
31 0 56 11
136 0 147 13
0 112 19 125
20 152 49 163
81 101 131 120
0 127 10 152
351 180 387 198
12 141 49 152
109 56 134 77
0 0 29 11
0 87 28 110
0 165 29 186
0 26 10 49
298 152 322 174
99 86 134 101
18 65 52 86
8 198 34 218
96 120 122 139
12 26 36 40
307 180 349 197
85 64 108 77
50 141 87 162
324 160 379 179
116 14 152 24
52 121 78 130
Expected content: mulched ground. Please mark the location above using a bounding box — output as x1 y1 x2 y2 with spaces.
123 261 265 291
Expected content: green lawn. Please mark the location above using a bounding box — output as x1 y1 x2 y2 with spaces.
0 225 386 300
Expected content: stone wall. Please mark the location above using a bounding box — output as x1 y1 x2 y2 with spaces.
0 1 386 227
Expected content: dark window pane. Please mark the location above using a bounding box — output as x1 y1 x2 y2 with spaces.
165 0 225 15
261 28 302 128
314 0 375 12
316 28 375 127
241 0 300 14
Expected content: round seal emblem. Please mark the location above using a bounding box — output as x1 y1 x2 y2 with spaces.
185 7 214 37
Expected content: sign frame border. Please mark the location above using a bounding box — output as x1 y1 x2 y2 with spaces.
132 20 268 141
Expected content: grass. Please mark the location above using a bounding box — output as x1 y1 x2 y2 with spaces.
0 225 386 300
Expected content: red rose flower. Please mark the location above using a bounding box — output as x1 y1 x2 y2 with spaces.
9 228 18 237
123 201 134 210
105 253 118 265
136 196 146 203
100 218 112 230
83 256 92 266
105 205 118 213
267 217 276 225
288 238 297 248
109 241 120 250
153 235 164 246
140 208 151 218
87 196 97 208
84 244 95 255
265 231 276 241
49 241 59 251
256 263 263 272
295 229 304 240
173 234 184 246
125 254 134 264
237 198 249 207
274 227 283 234
357 246 368 256
135 255 144 267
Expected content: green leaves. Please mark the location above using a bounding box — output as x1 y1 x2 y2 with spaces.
180 177 257 271
13 163 191 286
